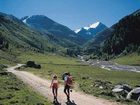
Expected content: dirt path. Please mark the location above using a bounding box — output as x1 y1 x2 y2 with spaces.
7 64 121 105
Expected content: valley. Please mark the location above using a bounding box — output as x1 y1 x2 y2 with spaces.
0 4 140 105
16 52 140 105
7 64 120 105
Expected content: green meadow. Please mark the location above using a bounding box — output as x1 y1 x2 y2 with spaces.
1 51 140 105
113 53 140 65
18 52 140 85
0 65 52 105
18 52 140 104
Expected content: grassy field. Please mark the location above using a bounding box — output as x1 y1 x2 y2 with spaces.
113 53 140 65
17 52 140 104
0 50 17 65
0 65 52 105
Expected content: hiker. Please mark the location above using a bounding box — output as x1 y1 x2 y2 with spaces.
50 75 59 102
64 72 73 102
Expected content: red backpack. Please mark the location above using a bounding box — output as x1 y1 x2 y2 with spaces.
66 76 73 85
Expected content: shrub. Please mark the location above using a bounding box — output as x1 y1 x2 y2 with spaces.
26 61 41 69
26 61 35 67
35 64 41 69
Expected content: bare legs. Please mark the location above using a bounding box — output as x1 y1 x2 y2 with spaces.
52 88 58 102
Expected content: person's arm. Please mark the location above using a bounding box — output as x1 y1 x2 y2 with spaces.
57 80 59 88
50 79 53 88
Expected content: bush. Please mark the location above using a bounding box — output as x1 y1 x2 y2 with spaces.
26 61 35 67
35 64 41 69
0 72 8 76
26 61 41 69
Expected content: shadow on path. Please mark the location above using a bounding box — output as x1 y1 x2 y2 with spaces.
66 100 77 105
53 101 61 105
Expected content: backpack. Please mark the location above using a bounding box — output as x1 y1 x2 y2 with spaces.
66 76 73 85
62 73 67 80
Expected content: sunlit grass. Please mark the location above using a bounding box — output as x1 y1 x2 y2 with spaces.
0 67 52 105
113 53 140 65
18 52 140 87
11 52 140 105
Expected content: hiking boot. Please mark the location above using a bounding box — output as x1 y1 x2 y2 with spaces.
54 96 57 102
55 97 58 102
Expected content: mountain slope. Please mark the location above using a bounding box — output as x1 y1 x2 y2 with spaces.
84 27 113 54
0 12 62 52
102 9 140 55
75 22 107 43
21 15 84 45
85 9 140 57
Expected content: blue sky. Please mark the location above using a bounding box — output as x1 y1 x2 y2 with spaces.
0 0 140 29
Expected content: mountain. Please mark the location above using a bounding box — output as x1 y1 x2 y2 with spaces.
21 15 84 45
84 27 113 54
0 12 63 53
85 9 140 57
102 9 140 56
75 22 107 42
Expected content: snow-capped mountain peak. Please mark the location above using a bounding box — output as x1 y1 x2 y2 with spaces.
74 28 82 33
83 22 100 30
83 26 89 30
22 16 30 23
74 21 107 42
75 22 101 33
89 22 100 28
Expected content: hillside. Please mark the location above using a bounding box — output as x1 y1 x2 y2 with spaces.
0 12 63 52
102 9 140 56
85 9 140 58
21 15 84 46
84 27 113 54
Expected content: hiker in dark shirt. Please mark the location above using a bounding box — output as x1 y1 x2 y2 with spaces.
64 72 73 102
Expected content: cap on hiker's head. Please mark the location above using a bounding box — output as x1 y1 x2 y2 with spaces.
53 75 57 78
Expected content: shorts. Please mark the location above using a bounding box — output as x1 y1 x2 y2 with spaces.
64 84 70 93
